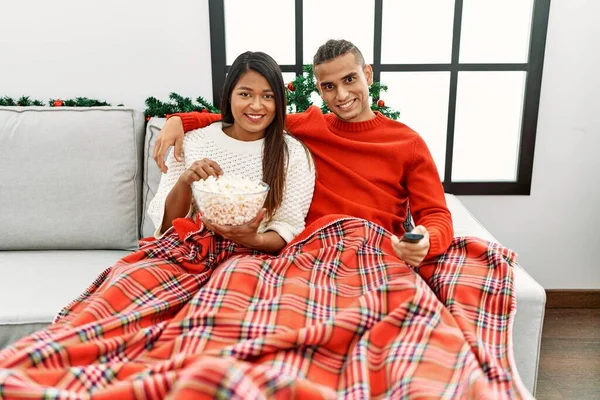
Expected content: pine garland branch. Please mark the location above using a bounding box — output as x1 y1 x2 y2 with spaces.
53 97 111 107
0 96 18 106
0 96 113 107
16 96 44 106
144 93 219 120
196 96 219 113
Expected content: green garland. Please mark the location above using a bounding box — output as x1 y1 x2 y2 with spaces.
0 96 113 107
285 65 400 120
144 93 218 120
0 93 217 120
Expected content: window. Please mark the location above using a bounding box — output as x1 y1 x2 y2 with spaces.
209 0 550 195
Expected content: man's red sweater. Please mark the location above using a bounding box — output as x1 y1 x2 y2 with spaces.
173 106 453 257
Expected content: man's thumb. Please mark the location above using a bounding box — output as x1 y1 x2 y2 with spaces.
412 225 427 235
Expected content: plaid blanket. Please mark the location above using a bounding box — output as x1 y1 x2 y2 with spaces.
0 216 530 399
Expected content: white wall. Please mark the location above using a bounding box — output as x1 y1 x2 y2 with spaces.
459 0 600 289
1 0 597 288
0 0 213 111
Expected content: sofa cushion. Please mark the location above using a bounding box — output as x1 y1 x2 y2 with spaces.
0 250 130 349
142 117 167 238
0 107 145 250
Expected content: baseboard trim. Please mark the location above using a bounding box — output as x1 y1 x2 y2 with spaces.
545 290 600 309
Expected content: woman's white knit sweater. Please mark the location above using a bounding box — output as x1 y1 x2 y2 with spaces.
148 122 315 243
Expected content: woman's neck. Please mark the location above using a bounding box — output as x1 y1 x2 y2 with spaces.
223 124 265 142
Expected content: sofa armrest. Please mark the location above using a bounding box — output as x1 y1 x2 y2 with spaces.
444 193 545 395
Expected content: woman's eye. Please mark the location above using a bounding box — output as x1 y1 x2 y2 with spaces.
264 94 274 99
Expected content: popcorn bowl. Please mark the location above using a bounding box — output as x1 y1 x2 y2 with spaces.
193 177 270 226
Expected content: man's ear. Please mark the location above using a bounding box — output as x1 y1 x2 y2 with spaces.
315 80 323 97
364 64 374 85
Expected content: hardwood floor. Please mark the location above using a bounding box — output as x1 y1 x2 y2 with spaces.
535 309 600 399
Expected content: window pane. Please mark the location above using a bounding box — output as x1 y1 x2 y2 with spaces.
380 72 451 180
303 0 374 64
225 0 295 65
381 0 455 64
282 72 297 85
459 0 534 63
452 71 526 181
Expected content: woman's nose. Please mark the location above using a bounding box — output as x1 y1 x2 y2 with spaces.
250 96 262 110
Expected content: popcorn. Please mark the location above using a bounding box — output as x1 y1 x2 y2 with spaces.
193 175 269 226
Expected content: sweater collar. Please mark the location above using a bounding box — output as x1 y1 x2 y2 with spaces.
208 122 264 154
325 111 386 132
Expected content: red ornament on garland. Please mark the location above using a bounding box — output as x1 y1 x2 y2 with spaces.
287 82 295 91
201 109 209 113
53 99 64 107
146 115 151 121
377 99 385 107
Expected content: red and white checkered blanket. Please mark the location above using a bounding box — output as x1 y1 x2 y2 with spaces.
0 216 530 399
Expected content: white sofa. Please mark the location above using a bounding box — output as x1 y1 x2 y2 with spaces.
0 107 546 395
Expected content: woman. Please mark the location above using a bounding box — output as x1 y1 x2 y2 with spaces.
0 52 318 400
148 51 315 254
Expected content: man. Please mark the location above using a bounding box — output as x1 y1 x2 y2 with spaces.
154 39 453 266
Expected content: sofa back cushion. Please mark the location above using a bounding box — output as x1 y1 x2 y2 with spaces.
141 117 166 238
0 107 145 250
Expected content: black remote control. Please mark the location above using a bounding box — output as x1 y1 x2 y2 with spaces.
401 232 424 243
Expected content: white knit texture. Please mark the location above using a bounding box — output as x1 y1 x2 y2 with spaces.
147 122 315 243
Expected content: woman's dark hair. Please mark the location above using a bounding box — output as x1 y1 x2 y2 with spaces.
220 51 288 220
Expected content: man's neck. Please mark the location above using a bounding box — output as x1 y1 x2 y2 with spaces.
334 109 377 124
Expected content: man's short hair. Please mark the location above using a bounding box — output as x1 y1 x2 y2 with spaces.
313 39 365 67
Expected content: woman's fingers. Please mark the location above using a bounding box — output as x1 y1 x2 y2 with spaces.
201 165 219 178
205 159 223 176
247 209 266 228
188 159 223 180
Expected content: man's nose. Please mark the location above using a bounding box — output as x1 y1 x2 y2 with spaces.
337 87 349 101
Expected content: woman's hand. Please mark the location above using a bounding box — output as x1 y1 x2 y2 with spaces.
178 159 223 186
160 159 222 233
391 225 430 267
154 116 186 173
202 209 265 248
201 209 286 254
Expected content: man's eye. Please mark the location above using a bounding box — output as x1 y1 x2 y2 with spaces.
346 77 355 83
325 85 334 90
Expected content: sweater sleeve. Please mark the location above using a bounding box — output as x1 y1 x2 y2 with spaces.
284 113 305 134
261 138 315 243
147 146 193 238
285 107 322 135
169 112 222 132
406 136 454 258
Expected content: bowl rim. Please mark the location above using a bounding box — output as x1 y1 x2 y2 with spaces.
194 180 270 196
